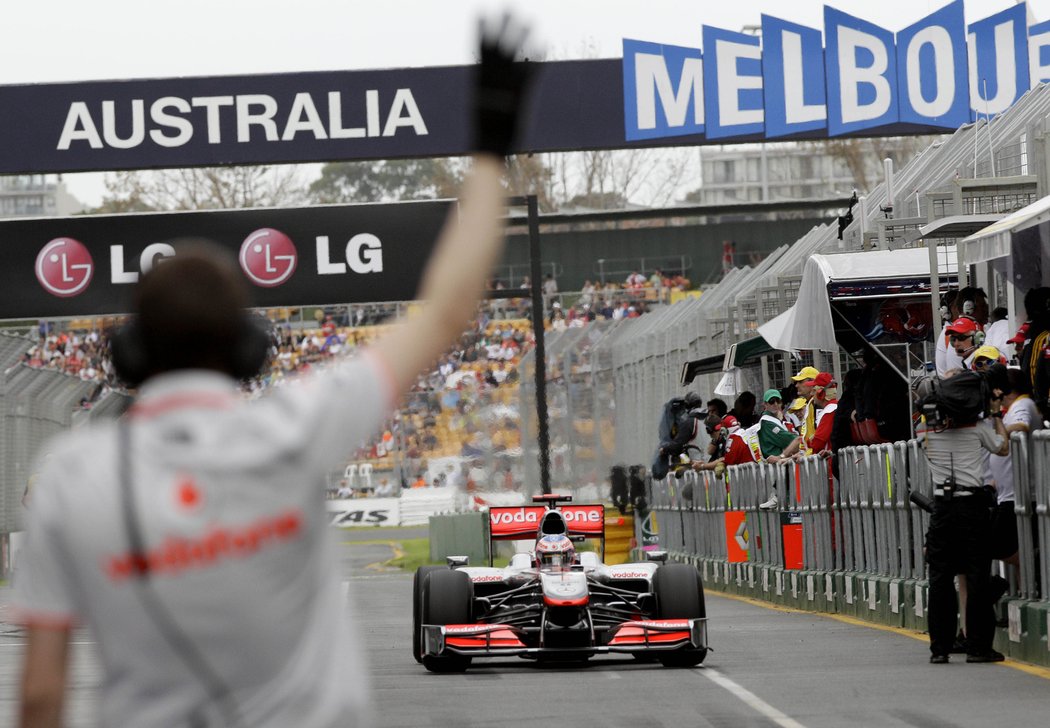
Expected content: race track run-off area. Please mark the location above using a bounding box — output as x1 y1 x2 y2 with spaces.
2 539 1049 727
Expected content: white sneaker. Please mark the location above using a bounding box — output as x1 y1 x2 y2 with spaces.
759 491 779 510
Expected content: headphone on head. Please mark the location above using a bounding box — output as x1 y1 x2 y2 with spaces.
938 290 957 323
110 313 272 388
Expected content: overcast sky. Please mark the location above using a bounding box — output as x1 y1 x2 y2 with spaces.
0 0 1029 204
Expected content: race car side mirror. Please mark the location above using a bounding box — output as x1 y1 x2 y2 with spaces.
447 556 469 568
645 550 669 563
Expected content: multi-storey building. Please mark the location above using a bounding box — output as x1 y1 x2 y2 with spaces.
0 175 82 218
693 138 936 205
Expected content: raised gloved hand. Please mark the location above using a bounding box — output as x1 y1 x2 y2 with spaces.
473 14 533 157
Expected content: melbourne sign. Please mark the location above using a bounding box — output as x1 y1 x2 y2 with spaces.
0 1 1046 175
0 201 450 319
624 1 1050 141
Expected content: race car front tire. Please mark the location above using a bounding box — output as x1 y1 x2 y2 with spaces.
653 563 707 668
421 568 474 673
413 566 446 663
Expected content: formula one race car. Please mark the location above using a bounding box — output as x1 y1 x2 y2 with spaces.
413 495 708 673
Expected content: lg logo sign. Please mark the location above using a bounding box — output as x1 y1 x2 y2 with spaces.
33 228 387 298
35 238 94 298
239 228 298 288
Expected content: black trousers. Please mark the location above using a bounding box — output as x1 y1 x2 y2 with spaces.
926 494 994 656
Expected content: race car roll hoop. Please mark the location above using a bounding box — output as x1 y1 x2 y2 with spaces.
414 495 709 672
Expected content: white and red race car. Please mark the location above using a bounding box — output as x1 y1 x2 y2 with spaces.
413 495 708 673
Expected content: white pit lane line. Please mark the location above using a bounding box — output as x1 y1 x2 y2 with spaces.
701 668 809 728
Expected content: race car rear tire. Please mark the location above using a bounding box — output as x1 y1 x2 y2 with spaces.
413 566 446 663
654 563 707 668
421 568 474 673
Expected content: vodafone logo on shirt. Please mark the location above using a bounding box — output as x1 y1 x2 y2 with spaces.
35 237 94 297
239 228 298 287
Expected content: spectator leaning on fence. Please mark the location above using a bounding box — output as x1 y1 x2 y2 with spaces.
804 373 838 455
790 366 820 441
757 389 801 462
784 396 806 432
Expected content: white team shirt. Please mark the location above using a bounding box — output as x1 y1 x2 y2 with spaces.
935 323 965 375
988 395 1039 503
14 353 395 728
984 319 1011 356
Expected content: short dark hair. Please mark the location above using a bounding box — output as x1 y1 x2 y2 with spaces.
707 398 728 416
992 307 1008 322
134 243 251 377
1006 367 1032 396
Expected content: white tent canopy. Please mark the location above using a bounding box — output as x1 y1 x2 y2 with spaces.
961 194 1050 265
758 247 957 353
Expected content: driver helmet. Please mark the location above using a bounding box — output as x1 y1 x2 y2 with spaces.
535 534 576 570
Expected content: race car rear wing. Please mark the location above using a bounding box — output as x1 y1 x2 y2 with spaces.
487 502 606 565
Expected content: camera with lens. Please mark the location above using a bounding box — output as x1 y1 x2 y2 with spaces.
922 402 947 431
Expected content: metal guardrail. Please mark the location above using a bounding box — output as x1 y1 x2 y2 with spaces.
646 436 1048 606
0 365 101 533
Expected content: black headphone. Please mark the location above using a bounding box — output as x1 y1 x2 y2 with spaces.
111 314 272 388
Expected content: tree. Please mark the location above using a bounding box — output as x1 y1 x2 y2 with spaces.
815 135 942 194
308 158 466 204
505 154 557 212
88 165 306 213
545 148 695 210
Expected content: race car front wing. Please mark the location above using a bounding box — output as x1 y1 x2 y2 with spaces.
422 618 708 658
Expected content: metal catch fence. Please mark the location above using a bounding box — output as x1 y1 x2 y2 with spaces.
646 435 1049 611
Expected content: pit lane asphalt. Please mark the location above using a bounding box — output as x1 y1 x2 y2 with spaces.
2 537 1049 727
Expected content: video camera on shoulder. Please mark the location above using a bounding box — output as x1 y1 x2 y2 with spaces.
914 363 1007 430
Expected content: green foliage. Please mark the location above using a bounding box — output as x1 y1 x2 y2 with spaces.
86 166 306 213
308 158 467 204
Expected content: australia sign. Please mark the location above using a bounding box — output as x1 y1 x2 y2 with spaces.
0 1 1046 175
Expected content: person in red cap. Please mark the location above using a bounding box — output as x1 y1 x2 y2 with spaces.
694 414 764 469
945 317 982 370
705 413 737 463
804 373 839 454
935 288 987 376
1007 321 1030 361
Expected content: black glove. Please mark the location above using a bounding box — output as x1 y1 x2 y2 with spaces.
473 15 533 157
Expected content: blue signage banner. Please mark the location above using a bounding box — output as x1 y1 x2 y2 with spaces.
895 0 969 129
623 1 1050 143
761 15 828 139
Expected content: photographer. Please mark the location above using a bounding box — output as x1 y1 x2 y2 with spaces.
922 368 1008 664
650 391 704 480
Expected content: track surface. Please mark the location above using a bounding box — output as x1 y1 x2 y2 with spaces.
2 536 1049 727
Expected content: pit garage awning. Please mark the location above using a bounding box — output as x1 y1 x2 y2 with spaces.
725 335 776 368
961 194 1050 264
680 335 777 385
757 247 957 353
